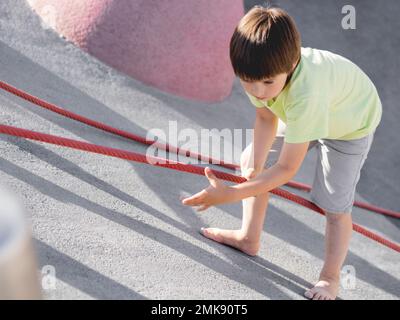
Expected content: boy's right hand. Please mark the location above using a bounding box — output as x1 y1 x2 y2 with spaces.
242 167 263 181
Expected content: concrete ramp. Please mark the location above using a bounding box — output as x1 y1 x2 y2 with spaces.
0 0 398 299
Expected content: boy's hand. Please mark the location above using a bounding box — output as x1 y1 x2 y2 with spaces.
181 167 235 212
242 167 263 180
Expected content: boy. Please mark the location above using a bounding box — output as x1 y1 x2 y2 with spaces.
182 6 382 300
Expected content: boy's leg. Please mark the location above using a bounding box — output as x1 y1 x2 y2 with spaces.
306 131 375 300
201 142 271 256
305 211 353 300
321 212 352 281
201 132 317 256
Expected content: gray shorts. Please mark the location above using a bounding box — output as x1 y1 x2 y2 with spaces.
261 127 375 214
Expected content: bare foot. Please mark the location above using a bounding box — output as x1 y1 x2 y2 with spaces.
304 276 339 300
200 227 260 256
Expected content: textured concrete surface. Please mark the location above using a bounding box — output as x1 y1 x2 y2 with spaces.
0 0 399 300
27 0 243 102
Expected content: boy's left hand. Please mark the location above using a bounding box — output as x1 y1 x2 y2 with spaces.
181 167 235 212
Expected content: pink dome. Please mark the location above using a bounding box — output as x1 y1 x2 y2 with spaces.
27 0 244 102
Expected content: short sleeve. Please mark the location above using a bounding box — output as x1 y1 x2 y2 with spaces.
245 92 265 108
284 95 330 143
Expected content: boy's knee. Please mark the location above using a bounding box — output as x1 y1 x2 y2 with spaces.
325 211 351 223
240 144 253 172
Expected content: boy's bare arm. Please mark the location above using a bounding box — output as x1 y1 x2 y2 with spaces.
181 141 310 209
232 141 310 201
250 107 279 175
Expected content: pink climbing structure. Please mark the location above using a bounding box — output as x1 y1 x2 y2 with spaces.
27 0 244 102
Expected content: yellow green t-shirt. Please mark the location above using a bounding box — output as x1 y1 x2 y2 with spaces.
246 47 382 143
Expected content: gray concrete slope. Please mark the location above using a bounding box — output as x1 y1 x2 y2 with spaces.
0 0 398 299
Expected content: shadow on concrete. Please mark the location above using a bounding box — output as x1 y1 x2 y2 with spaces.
3 137 399 298
34 239 146 300
0 155 312 299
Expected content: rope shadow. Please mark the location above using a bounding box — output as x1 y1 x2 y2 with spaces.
0 155 306 299
2 137 321 299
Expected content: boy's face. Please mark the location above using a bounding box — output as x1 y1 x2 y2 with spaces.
240 72 288 101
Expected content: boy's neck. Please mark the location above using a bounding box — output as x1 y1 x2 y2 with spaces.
285 56 301 87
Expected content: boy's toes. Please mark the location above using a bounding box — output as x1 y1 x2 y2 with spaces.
304 288 316 299
317 292 331 300
325 293 335 300
200 227 223 242
306 287 335 300
306 279 338 300
313 292 323 300
304 287 317 299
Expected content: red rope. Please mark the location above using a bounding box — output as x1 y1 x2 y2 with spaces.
0 124 399 253
1 80 396 220
0 80 237 170
286 181 400 219
1 80 397 219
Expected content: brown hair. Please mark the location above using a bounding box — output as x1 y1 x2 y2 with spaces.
230 6 301 81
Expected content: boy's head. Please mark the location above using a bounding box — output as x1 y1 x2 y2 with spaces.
230 6 301 101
